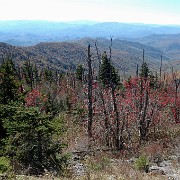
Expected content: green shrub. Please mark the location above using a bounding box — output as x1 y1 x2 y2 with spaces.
0 156 11 173
0 105 67 175
86 155 111 172
134 155 149 172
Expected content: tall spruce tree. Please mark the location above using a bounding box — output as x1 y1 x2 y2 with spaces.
22 60 35 89
140 62 149 79
76 64 84 81
99 51 119 87
0 105 67 174
0 57 20 105
0 57 21 140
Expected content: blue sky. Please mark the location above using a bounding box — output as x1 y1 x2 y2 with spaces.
0 0 180 25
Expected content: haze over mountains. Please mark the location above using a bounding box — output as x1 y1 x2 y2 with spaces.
1 20 180 46
0 20 180 74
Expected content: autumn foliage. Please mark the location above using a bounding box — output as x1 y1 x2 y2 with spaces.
79 73 179 150
0 56 179 176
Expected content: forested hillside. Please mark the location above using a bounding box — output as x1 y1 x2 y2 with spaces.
134 34 180 60
0 41 87 72
0 37 178 76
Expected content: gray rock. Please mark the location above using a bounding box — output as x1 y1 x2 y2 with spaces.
159 160 172 167
73 162 86 176
0 174 8 180
149 167 166 175
178 156 180 163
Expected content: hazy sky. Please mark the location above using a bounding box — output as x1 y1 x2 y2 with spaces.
0 0 180 25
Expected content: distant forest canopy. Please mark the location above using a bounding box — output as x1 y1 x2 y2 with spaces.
0 37 179 76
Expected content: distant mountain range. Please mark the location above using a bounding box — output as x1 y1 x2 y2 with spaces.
0 20 180 46
0 20 179 74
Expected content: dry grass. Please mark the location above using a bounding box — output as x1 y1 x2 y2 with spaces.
61 114 88 153
15 164 167 180
14 121 180 180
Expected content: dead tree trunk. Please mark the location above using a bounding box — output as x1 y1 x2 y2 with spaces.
109 38 122 150
99 91 112 146
87 44 93 138
111 86 122 150
172 70 180 123
160 53 163 80
139 89 149 142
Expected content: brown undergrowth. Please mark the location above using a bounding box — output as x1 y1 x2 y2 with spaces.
13 121 180 180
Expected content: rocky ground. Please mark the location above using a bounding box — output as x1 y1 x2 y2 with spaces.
0 133 179 180
70 135 180 180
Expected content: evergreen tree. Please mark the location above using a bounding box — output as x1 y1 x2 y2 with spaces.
44 68 54 83
22 60 35 89
76 64 84 81
34 64 41 86
139 62 149 79
0 57 20 104
99 51 119 87
0 104 67 174
0 57 22 145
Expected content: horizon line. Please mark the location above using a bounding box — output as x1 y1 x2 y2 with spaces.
0 19 180 26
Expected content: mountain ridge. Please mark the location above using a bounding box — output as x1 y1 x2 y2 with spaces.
1 20 180 46
0 38 178 75
132 34 180 60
